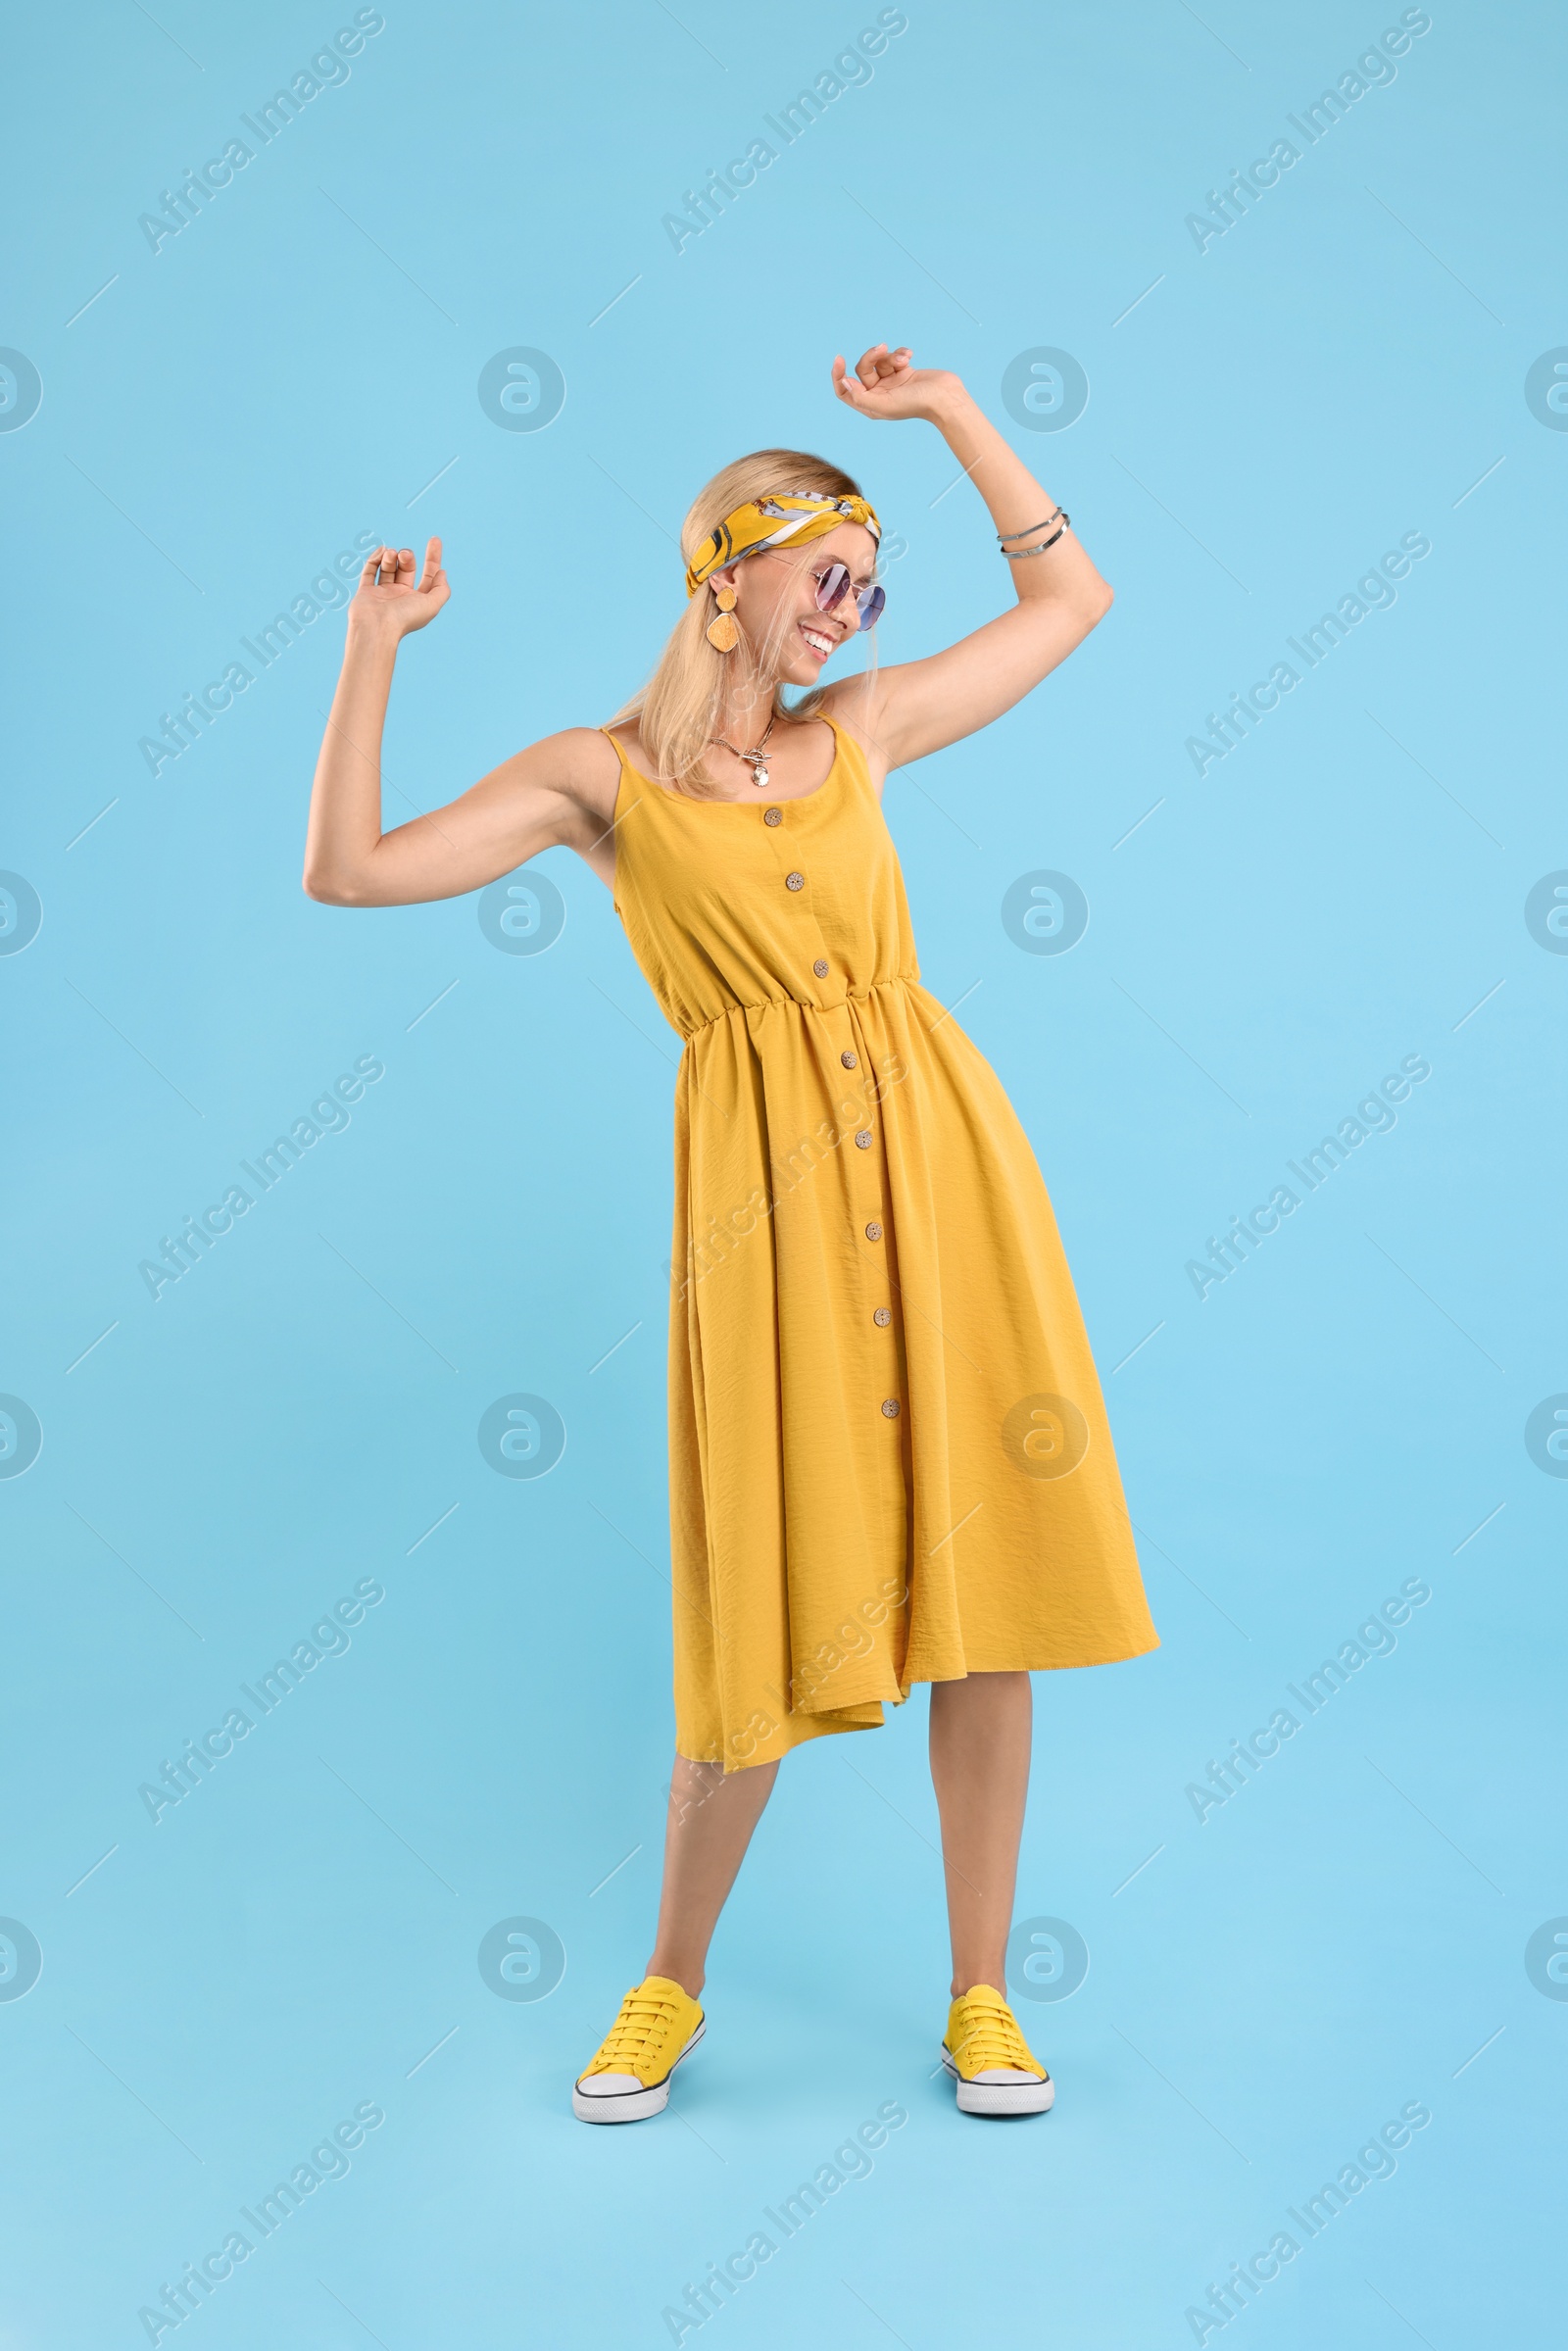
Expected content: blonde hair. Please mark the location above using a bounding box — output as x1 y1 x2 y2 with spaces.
610 448 877 798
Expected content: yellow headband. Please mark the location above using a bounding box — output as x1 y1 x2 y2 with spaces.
684 490 882 597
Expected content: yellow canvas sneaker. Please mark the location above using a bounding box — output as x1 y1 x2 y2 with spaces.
572 1976 706 2124
942 1984 1054 2117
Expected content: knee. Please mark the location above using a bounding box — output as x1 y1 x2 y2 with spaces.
934 1669 1030 1701
930 1670 1032 1728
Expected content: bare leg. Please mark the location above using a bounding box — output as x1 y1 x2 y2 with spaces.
928 1672 1032 1997
645 1753 778 1999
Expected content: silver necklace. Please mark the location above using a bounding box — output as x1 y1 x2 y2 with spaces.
714 711 778 790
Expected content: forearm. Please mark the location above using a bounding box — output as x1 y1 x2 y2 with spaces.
303 621 400 902
927 385 1109 614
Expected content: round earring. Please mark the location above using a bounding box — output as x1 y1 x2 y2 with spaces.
706 584 739 653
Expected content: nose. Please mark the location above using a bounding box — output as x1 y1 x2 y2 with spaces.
814 572 857 629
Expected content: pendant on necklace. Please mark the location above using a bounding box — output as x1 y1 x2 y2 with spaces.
750 760 769 789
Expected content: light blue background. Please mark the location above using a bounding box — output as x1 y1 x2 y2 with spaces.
4 2 1564 2344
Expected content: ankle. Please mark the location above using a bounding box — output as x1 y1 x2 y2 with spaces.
647 1957 704 2001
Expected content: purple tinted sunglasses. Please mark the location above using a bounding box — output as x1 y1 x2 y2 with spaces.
762 551 885 631
813 561 885 630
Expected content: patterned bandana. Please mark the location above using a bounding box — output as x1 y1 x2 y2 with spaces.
684 491 882 597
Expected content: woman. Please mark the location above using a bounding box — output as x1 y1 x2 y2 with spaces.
304 342 1157 2124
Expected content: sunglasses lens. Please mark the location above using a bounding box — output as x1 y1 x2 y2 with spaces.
814 563 852 612
857 584 886 630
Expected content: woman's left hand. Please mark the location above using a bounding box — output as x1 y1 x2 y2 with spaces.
831 344 960 422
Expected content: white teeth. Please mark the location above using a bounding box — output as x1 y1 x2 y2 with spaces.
801 628 832 653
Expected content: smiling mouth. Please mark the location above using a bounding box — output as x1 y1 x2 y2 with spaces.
799 624 835 658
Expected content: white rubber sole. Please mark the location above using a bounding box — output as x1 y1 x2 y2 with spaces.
572 2021 706 2124
941 2046 1055 2117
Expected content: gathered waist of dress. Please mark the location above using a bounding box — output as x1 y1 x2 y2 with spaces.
679 973 919 1046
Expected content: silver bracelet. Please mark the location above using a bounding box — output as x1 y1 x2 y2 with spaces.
1003 518 1070 559
998 506 1064 543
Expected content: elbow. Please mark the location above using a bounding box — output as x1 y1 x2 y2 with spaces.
303 865 360 906
1063 580 1112 646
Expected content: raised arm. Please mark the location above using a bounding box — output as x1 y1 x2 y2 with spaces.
825 347 1112 771
303 537 615 906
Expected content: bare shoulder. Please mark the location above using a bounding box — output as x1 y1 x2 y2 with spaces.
522 724 622 840
545 724 621 803
601 717 652 771
461 724 623 885
549 725 630 890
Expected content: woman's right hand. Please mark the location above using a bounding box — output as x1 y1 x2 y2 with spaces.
349 536 450 640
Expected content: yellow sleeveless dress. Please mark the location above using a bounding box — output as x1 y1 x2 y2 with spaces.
605 713 1157 1771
